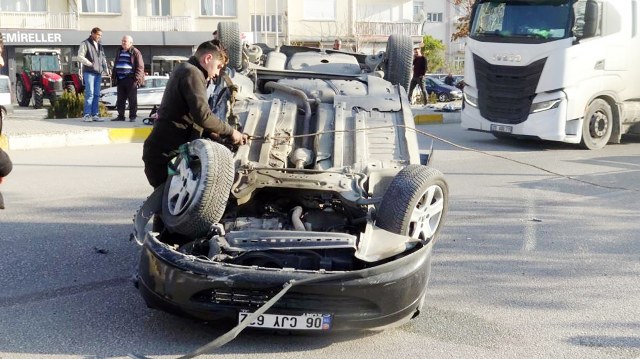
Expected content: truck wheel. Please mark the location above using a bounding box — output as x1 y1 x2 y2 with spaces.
581 99 612 150
217 21 242 71
162 139 235 238
383 35 413 93
376 165 448 241
33 85 44 109
16 79 31 107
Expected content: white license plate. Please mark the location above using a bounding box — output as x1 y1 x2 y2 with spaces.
490 124 513 133
238 311 332 330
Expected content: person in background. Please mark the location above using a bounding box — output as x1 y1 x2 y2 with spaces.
408 47 428 104
111 35 145 122
444 73 455 86
0 33 11 209
77 27 109 122
333 39 342 50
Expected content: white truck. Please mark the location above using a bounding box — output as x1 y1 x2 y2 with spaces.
460 0 640 149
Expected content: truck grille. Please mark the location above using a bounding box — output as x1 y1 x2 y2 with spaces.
473 54 546 124
192 288 379 314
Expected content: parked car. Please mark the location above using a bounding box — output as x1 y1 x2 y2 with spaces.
99 75 168 109
133 24 448 336
0 75 14 121
425 76 463 102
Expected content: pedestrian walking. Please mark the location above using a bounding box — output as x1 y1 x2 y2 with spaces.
111 35 145 122
408 47 428 104
333 39 342 50
444 73 455 86
77 27 109 122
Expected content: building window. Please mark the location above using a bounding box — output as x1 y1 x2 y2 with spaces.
82 0 121 13
251 14 283 32
303 0 335 20
426 12 443 22
152 0 170 16
0 0 46 12
201 0 237 16
413 1 424 22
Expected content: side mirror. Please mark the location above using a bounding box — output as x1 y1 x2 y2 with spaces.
582 0 599 39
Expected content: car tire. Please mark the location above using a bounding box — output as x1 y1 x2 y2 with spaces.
580 98 612 150
33 85 44 109
217 21 243 71
438 93 448 102
376 165 448 241
162 139 235 238
16 78 31 107
383 35 413 93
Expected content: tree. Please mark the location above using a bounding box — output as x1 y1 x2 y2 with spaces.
451 0 476 41
421 35 446 73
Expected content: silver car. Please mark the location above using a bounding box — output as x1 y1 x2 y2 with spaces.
99 75 168 109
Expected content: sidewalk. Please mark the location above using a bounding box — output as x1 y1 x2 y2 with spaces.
0 108 153 150
0 103 461 151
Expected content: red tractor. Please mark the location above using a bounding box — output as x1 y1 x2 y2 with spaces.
15 48 64 109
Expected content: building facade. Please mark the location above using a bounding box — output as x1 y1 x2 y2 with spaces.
0 0 465 84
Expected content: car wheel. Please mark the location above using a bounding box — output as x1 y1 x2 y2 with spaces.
162 139 235 238
580 98 612 150
437 93 448 102
383 34 413 93
33 85 44 109
217 21 243 71
376 165 448 241
16 78 31 107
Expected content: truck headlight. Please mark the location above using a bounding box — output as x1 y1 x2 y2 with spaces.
464 93 478 108
530 99 561 114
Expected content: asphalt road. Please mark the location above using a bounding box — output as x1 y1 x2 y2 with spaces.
1 126 639 359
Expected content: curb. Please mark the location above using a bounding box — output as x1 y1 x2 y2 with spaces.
413 112 461 125
1 127 152 151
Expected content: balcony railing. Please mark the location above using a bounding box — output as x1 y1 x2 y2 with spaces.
355 21 421 37
136 16 193 31
0 12 77 29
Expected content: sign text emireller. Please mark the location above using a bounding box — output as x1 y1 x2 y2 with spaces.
1 32 63 44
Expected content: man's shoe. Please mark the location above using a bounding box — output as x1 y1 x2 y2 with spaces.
83 115 92 122
92 115 104 122
111 117 125 121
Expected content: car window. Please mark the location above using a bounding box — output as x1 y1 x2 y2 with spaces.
154 78 168 87
0 78 9 92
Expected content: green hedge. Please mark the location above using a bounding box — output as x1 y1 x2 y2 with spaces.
47 91 110 119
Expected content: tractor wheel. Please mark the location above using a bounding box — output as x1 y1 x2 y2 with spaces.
33 85 44 109
16 78 31 107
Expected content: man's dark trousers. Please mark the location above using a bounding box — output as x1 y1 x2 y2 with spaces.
116 77 138 120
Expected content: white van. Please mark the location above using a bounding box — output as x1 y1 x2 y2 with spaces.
0 75 13 119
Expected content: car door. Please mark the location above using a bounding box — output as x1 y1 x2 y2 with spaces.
137 77 166 107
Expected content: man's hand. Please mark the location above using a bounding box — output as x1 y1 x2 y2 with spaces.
229 129 248 145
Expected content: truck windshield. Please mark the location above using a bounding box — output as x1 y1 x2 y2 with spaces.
470 0 573 42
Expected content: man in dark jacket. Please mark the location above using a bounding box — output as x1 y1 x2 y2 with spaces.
77 27 109 122
0 147 11 209
408 47 428 104
111 35 145 122
142 41 247 189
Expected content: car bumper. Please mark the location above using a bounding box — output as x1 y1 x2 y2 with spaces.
135 232 434 331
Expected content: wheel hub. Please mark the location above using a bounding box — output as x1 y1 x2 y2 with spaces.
589 111 608 138
408 185 445 240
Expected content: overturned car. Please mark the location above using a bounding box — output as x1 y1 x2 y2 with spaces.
133 24 448 333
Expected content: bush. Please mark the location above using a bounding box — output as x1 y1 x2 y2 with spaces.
428 92 438 104
47 91 110 119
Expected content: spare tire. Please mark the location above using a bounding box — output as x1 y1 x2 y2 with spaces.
162 139 235 238
376 165 448 241
383 35 413 94
217 21 243 71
